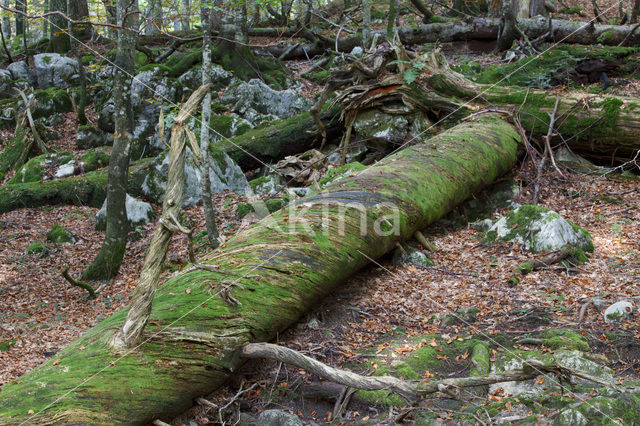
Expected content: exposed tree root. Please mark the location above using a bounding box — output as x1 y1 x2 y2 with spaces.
240 342 618 401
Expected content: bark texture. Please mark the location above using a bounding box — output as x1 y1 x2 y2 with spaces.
199 7 220 249
0 116 520 424
82 0 137 281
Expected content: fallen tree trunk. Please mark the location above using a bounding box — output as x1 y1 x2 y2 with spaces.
419 58 640 163
217 105 342 170
261 18 640 58
0 115 521 424
0 158 153 214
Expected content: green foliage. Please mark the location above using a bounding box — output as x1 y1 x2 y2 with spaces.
389 59 425 85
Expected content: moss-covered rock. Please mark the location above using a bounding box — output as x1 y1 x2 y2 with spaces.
80 148 110 172
392 243 434 268
9 151 76 184
46 224 75 244
484 205 594 256
539 329 590 352
32 87 72 119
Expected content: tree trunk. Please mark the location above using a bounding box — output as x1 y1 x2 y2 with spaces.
362 0 371 49
181 0 190 30
68 0 91 40
82 0 137 281
14 0 24 39
145 0 162 34
497 0 517 50
1 0 11 40
218 105 343 170
48 0 70 53
0 115 521 424
200 7 220 249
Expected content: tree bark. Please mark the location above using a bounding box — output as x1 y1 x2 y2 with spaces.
497 0 517 50
14 0 24 39
1 0 11 40
362 0 371 49
48 0 70 53
199 7 220 249
0 116 521 424
82 0 137 281
145 0 162 34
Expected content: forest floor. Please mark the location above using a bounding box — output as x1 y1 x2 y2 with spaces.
1 8 640 421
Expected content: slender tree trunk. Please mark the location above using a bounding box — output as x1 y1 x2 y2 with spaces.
387 0 396 38
497 0 517 50
48 0 70 52
2 0 11 40
200 7 220 249
145 0 162 34
0 116 522 424
83 0 137 281
181 0 190 30
14 0 24 39
67 0 87 124
632 0 640 23
362 0 371 49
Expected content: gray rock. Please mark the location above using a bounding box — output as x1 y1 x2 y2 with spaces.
392 243 434 268
34 53 79 89
131 67 182 109
7 61 36 85
141 148 250 207
76 126 111 150
178 65 233 92
97 100 116 133
95 194 156 232
0 69 14 98
220 79 312 126
249 174 282 196
603 301 635 323
353 108 409 144
487 205 593 253
256 409 303 426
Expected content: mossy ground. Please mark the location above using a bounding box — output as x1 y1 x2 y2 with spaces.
467 45 640 88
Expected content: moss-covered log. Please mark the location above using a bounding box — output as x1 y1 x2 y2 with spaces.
425 70 640 164
0 159 153 214
0 115 520 424
217 105 342 170
261 18 640 58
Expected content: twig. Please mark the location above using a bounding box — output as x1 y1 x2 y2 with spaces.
61 268 96 299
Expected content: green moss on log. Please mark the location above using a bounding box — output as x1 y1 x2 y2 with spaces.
0 116 521 424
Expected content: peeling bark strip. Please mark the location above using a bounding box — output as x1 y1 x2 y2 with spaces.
0 116 520 424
